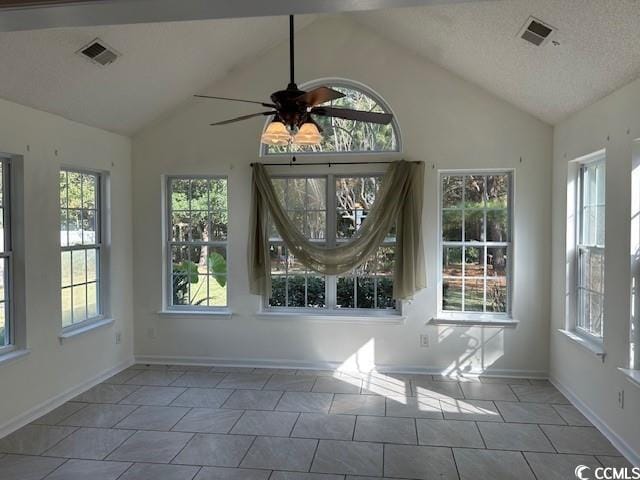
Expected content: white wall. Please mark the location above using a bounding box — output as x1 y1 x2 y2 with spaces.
551 77 640 463
132 16 552 376
0 98 133 431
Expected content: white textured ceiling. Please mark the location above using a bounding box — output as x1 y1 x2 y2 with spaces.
0 1 638 135
352 0 640 124
0 16 314 135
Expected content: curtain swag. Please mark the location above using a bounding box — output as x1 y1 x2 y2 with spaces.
248 160 426 300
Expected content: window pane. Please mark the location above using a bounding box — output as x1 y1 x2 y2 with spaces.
486 175 509 208
82 209 97 244
82 174 96 209
67 172 83 209
71 250 86 286
61 288 72 327
442 211 462 241
356 277 375 308
86 249 98 283
307 276 325 308
270 244 287 275
210 178 228 211
286 179 306 210
442 176 463 208
87 282 98 318
486 210 508 242
207 246 227 307
377 246 395 276
486 278 507 312
288 276 306 307
464 247 483 277
0 259 5 302
61 251 72 287
59 171 68 209
464 278 484 312
443 247 463 276
60 209 68 247
171 179 190 210
337 277 355 308
172 211 190 242
443 279 462 311
307 178 326 210
306 211 326 240
72 284 87 321
269 276 286 306
68 210 82 246
376 278 395 309
487 247 508 277
465 176 485 208
210 210 228 240
464 210 484 242
0 301 6 347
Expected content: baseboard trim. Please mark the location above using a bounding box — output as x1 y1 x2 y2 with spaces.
550 375 640 467
134 354 547 379
0 356 134 439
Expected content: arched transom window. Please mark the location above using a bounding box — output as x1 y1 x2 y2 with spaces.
262 80 400 155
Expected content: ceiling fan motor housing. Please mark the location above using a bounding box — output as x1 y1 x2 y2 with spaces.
271 85 311 129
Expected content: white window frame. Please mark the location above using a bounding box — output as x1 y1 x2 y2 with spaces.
262 171 400 317
573 154 606 343
0 156 13 355
60 167 109 333
260 78 402 157
437 169 514 321
164 175 229 312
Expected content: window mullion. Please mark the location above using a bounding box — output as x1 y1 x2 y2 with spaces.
327 174 337 309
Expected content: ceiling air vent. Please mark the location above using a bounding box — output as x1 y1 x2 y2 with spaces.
518 17 555 46
77 38 119 66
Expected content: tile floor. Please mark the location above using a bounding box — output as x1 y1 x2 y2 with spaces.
0 364 632 480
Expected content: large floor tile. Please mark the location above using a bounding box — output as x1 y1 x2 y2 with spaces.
271 473 343 480
221 390 282 410
170 372 226 388
310 440 382 476
230 410 298 437
291 413 356 441
312 377 361 394
263 374 316 392
120 386 187 406
32 402 87 426
44 459 131 480
454 448 535 480
440 398 503 422
216 373 270 390
597 455 635 468
126 370 183 386
0 454 65 480
384 444 458 480
59 404 137 428
460 382 518 401
73 385 139 404
477 422 554 452
385 395 442 419
118 463 201 480
171 388 233 408
552 404 591 426
241 436 317 472
194 466 271 479
115 406 189 431
478 376 531 385
209 366 256 374
44 427 133 460
510 385 569 404
354 416 417 444
360 373 412 397
173 433 254 467
416 419 484 448
0 425 76 455
252 368 298 375
541 425 619 455
102 370 140 385
524 452 601 480
172 408 243 434
411 380 464 400
107 431 193 463
330 394 385 416
495 401 565 424
276 392 334 413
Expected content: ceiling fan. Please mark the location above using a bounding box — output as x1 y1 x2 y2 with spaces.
195 15 393 146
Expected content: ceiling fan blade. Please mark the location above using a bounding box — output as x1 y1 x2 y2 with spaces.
311 106 393 125
195 95 276 108
296 86 345 107
210 111 276 126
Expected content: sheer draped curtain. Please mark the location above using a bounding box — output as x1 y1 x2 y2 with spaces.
248 160 426 300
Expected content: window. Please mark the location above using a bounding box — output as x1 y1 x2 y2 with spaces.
263 81 399 155
267 174 396 313
60 169 104 328
440 172 512 315
576 158 605 339
0 158 11 350
167 177 228 310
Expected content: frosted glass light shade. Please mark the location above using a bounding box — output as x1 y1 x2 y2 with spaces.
293 122 322 145
261 121 291 145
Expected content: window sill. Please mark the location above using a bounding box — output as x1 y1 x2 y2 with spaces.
257 311 406 325
618 368 640 388
158 309 233 318
0 348 30 367
428 316 519 327
558 329 606 360
58 317 115 342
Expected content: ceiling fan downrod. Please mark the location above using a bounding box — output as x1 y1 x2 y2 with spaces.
288 15 295 90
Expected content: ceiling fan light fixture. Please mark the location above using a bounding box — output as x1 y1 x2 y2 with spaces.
293 122 322 145
261 120 291 145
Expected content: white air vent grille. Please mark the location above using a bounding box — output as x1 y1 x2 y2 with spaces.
77 38 119 66
518 17 555 46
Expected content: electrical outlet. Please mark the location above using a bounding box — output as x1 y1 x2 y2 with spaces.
618 390 625 409
115 332 122 344
420 334 429 348
147 327 156 340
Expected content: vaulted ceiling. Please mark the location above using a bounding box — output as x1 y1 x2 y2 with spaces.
0 0 638 135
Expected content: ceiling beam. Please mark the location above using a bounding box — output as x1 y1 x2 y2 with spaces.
0 0 486 32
